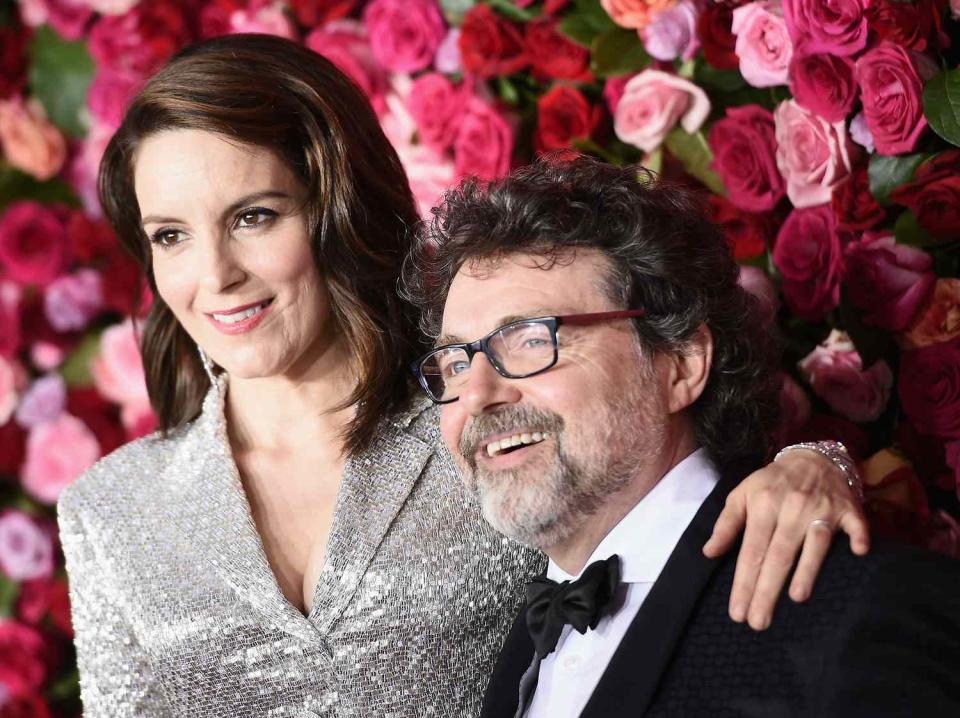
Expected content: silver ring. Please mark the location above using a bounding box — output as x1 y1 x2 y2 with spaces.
808 518 833 532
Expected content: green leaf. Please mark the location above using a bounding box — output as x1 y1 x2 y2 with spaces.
644 147 663 175
60 331 102 387
483 0 539 21
559 0 618 48
28 26 94 139
0 166 79 212
0 575 18 618
837 289 891 369
923 68 960 148
590 28 650 78
440 0 476 24
894 209 935 248
664 128 726 195
496 75 521 107
867 153 928 206
694 62 746 93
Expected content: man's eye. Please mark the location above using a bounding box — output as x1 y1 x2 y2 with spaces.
442 360 470 378
522 337 549 349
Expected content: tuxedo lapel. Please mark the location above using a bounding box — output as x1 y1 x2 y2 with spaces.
482 606 539 718
579 474 738 718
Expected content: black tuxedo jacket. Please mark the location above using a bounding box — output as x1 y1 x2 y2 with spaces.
482 476 960 718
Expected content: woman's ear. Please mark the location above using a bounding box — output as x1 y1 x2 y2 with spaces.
664 323 713 414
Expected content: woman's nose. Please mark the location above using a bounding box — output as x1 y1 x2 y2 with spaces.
198 235 246 294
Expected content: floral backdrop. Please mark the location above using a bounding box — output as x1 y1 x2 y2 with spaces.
1 0 959 713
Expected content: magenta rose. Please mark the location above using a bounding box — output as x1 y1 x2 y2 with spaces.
774 99 854 208
773 204 843 320
899 337 960 440
226 4 298 38
407 73 467 153
363 0 446 74
0 510 54 582
731 1 794 88
88 1 192 75
0 620 51 693
778 373 813 442
709 105 784 212
87 67 144 129
789 52 858 123
855 42 934 156
614 69 710 153
0 202 70 288
305 20 389 112
843 232 935 332
0 280 21 358
21 413 100 505
799 330 893 422
18 0 93 40
453 97 514 182
738 266 780 325
782 0 868 56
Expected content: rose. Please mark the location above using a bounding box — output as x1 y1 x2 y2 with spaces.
697 3 738 70
305 20 389 111
453 97 514 182
18 0 93 40
842 232 935 332
67 387 125 456
738 265 780 325
0 620 51 693
0 511 54 582
889 151 960 240
407 73 466 153
21 413 100 504
87 67 144 129
798 330 893 422
0 98 67 182
782 0 868 57
43 268 104 333
289 0 357 28
0 281 21 359
392 140 456 218
774 99 854 208
778 373 812 442
772 205 842 320
855 42 933 156
731 1 793 88
0 356 19 425
0 687 53 718
199 0 246 38
707 195 775 261
709 105 784 212
865 0 949 53
614 70 710 153
435 29 462 74
928 510 960 558
641 0 701 62
0 421 26 477
832 163 884 231
86 0 140 12
91 320 151 410
525 19 591 81
603 74 634 115
88 1 192 75
952 0 960 18
789 52 858 123
459 5 528 78
860 449 930 544
17 577 73 636
849 111 874 153
601 0 677 30
363 0 446 74
226 4 298 39
0 202 71 288
901 279 960 350
0 24 29 100
14 374 66 430
899 337 960 439
535 85 603 153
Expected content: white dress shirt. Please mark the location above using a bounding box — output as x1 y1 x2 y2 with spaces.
524 448 719 718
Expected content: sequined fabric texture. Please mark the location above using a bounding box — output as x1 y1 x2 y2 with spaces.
58 378 545 717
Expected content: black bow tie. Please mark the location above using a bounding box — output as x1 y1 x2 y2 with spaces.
525 555 622 659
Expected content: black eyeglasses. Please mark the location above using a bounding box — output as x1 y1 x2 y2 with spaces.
411 309 646 404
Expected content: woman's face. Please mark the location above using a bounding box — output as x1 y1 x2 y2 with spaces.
135 129 333 380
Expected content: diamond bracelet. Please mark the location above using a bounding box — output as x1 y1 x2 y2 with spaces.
774 440 864 504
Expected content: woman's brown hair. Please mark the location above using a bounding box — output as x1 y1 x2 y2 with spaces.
99 33 421 455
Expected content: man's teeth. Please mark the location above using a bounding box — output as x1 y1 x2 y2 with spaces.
485 431 552 457
212 302 269 324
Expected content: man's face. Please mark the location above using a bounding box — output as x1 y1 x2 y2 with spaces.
438 250 671 549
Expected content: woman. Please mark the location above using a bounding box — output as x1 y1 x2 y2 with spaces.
59 34 866 717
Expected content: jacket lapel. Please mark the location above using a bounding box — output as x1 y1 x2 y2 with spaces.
579 473 739 718
481 605 539 718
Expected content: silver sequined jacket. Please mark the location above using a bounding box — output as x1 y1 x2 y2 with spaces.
58 380 544 718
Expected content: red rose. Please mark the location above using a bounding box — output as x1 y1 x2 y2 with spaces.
0 420 26 476
832 163 884 231
900 337 960 440
525 19 591 81
534 85 603 153
289 0 357 28
789 52 858 124
67 388 126 458
708 104 784 212
697 3 739 71
772 205 843 320
707 195 772 260
0 280 21 358
67 211 118 264
864 0 949 53
89 1 193 75
0 202 71 288
459 5 528 78
0 24 30 100
101 248 147 316
198 0 245 39
889 151 960 241
0 689 52 718
17 578 73 637
0 620 51 693
843 232 935 332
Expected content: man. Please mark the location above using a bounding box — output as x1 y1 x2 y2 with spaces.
402 156 960 717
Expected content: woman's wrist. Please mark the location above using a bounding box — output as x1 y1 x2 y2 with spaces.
774 440 864 504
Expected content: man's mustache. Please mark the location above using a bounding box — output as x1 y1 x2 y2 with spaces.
459 406 565 472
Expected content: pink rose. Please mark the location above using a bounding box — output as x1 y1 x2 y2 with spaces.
778 372 812 440
91 319 150 409
0 202 71 288
783 0 868 57
774 99 854 208
601 0 677 30
30 342 66 372
731 1 794 88
0 98 67 182
435 28 463 74
363 0 446 74
14 374 66 429
789 52 858 123
0 511 54 582
0 281 21 358
0 356 19 425
843 232 935 332
305 20 389 113
453 96 514 182
88 2 192 75
18 0 93 40
408 73 467 153
849 111 874 153
855 42 933 156
227 4 298 39
0 620 51 693
21 413 100 504
68 119 114 214
953 0 960 19
773 204 842 320
799 329 893 422
87 68 144 129
603 74 635 115
738 266 779 326
641 0 701 62
43 268 103 332
85 0 140 12
709 105 784 212
614 69 710 153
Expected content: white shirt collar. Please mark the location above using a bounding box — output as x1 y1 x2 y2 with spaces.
546 448 719 585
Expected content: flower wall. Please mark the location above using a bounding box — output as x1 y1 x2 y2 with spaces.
1 0 959 713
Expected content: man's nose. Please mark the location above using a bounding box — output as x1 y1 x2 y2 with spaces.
458 354 522 416
198 234 246 294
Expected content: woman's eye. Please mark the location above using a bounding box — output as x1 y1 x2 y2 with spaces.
235 207 277 229
150 229 184 249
